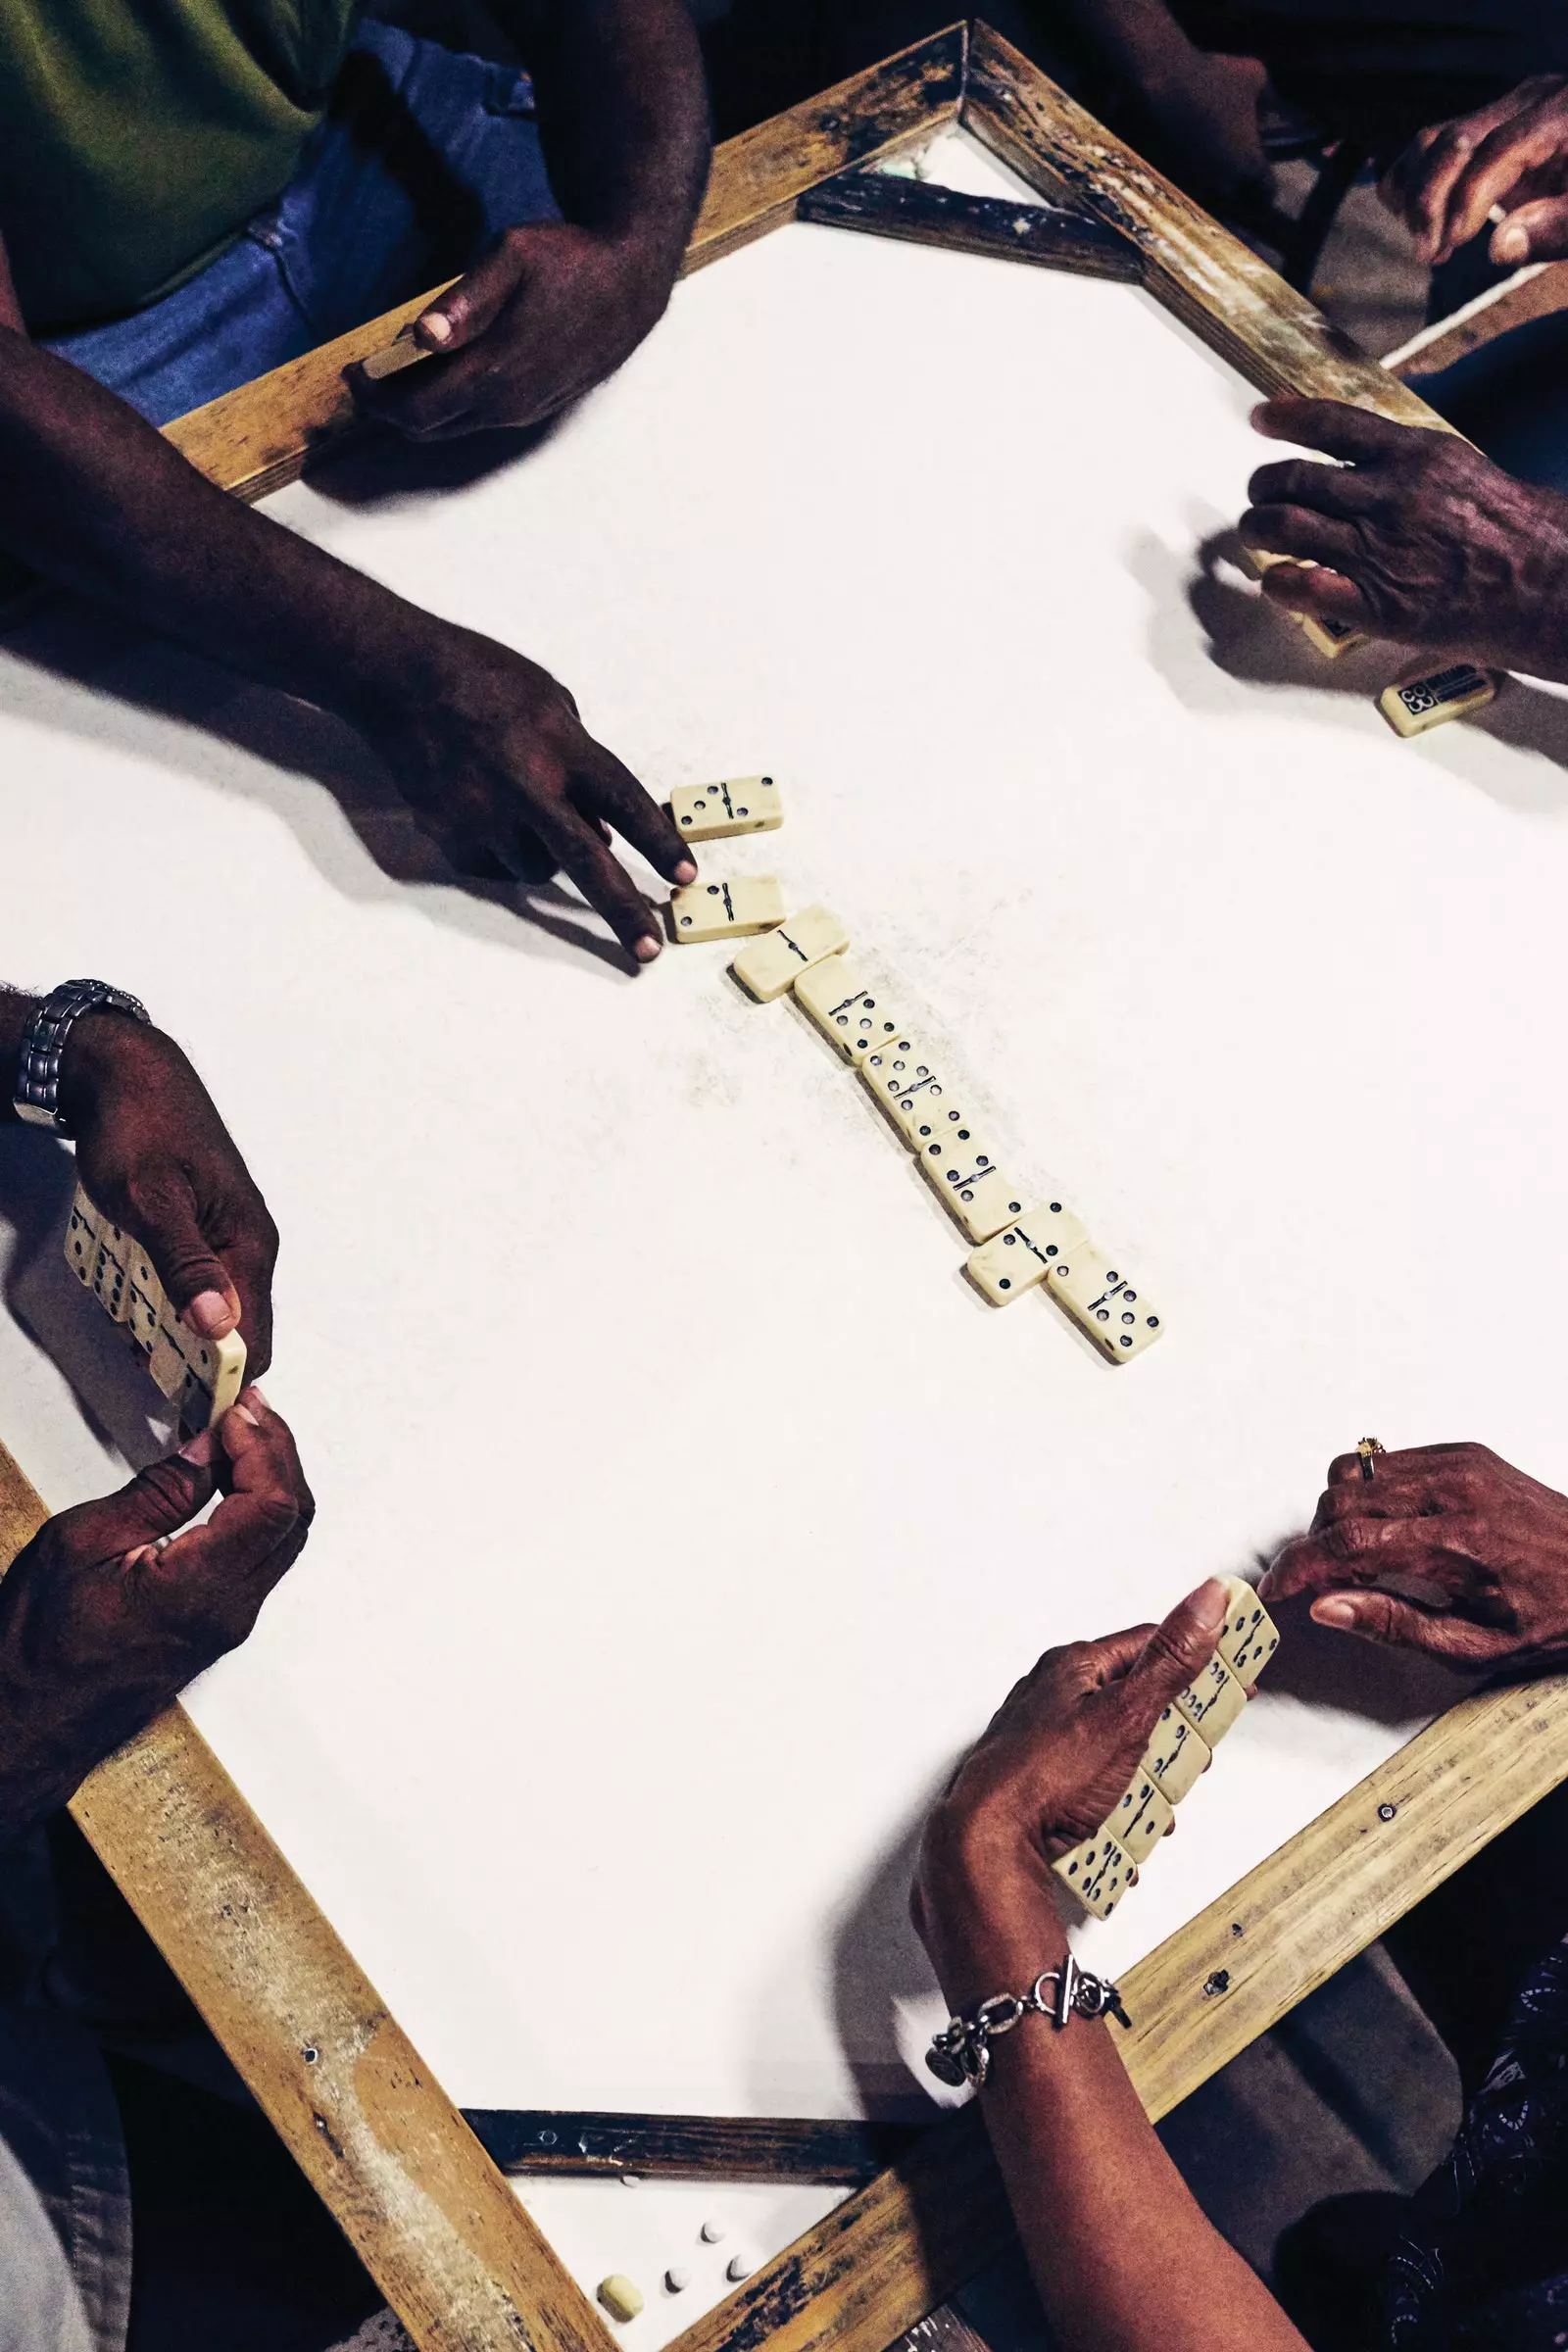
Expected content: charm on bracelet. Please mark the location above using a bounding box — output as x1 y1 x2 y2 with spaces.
927 1955 1130 2088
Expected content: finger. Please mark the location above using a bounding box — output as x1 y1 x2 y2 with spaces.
124 1169 242 1347
1378 121 1445 226
1260 564 1370 626
1243 506 1370 574
217 1220 277 1382
1246 458 1388 518
1323 1441 1479 1488
1388 93 1531 256
417 238 526 353
1438 112 1567 260
572 742 697 886
47 1432 223 1564
1123 1578 1233 1720
1261 1514 1467 1601
1491 192 1568 267
532 801 665 964
1308 1588 1510 1664
149 1390 314 1606
1067 1622 1160 1689
1250 397 1415 466
354 344 480 440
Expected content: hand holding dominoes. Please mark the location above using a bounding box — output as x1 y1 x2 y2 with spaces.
68 1185 246 1429
910 1579 1280 2011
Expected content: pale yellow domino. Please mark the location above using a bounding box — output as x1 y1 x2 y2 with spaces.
157 1304 246 1429
1172 1652 1248 1745
597 2278 645 2324
792 955 903 1062
124 1239 166 1358
917 1140 1026 1245
1046 1241 1162 1361
964 1201 1091 1306
857 1037 956 1147
1378 662 1498 738
1051 1830 1136 1921
148 1328 188 1402
667 875 785 943
1103 1770 1175 1866
1142 1707 1209 1803
730 904 848 1002
359 328 428 381
669 776 782 841
64 1188 102 1291
1300 612 1370 659
90 1223 132 1324
1217 1575 1281 1689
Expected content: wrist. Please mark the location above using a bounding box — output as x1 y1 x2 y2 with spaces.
0 991 38 1121
921 1819 1068 2011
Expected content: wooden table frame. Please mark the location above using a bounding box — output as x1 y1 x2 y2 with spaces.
12 21 1568 2352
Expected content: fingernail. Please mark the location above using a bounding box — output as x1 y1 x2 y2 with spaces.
178 1426 219 1465
122 1544 158 1570
187 1290 234 1338
421 312 453 344
674 859 698 884
230 1403 261 1428
1313 1596 1357 1629
635 934 662 963
1494 224 1529 263
1194 1575 1230 1631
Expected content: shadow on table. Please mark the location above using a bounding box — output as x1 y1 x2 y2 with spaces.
0 597 641 980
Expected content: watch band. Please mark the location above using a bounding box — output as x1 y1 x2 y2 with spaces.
13 980 151 1136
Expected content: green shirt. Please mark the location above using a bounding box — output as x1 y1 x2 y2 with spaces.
0 2 362 331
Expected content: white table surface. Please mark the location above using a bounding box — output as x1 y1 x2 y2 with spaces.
2 126 1566 2336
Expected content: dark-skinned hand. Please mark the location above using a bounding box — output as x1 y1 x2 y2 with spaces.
59 1013 278 1377
351 221 675 443
1261 1443 1568 1672
1380 75 1568 268
911 1580 1230 2005
1240 395 1568 677
0 1392 312 1841
362 621 694 961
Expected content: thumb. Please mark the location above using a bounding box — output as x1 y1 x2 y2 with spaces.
52 1431 221 1564
1491 195 1568 266
1126 1578 1234 1717
416 235 529 351
129 1174 240 1344
1310 1589 1506 1664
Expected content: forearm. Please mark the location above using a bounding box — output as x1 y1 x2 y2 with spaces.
502 0 710 270
0 329 451 728
930 1867 1305 2352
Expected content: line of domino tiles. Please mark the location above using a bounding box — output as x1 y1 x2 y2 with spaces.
1053 1575 1281 1921
1242 548 1499 737
65 1185 246 1429
661 777 1163 1361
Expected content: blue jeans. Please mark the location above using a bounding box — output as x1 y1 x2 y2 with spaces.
43 19 559 427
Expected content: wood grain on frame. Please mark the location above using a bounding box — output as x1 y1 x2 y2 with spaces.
961 22 1451 426
0 1441 613 2352
162 24 967 507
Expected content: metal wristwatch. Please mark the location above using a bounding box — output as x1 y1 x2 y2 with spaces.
12 980 151 1136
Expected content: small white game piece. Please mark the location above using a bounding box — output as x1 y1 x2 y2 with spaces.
1216 1576 1280 1688
1143 1709 1209 1803
1300 612 1369 659
359 327 428 381
125 1245 166 1357
792 956 903 1063
670 777 783 841
725 2257 754 2283
731 905 849 1001
857 1037 956 1147
964 1202 1091 1306
597 2276 645 2323
700 2220 726 2245
665 2269 691 2294
1103 1770 1175 1865
667 876 785 944
148 1328 188 1402
65 1188 101 1290
1172 1653 1248 1745
917 1136 1026 1245
1378 662 1498 738
172 1325 246 1429
89 1220 132 1324
1051 1830 1135 1921
1046 1242 1162 1361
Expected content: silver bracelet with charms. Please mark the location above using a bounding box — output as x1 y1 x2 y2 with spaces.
926 1953 1130 2089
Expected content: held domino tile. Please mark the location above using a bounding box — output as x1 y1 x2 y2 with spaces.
667 876 785 943
359 328 428 381
670 776 783 841
1240 546 1370 658
1171 1652 1248 1744
731 905 849 1001
1104 1770 1174 1865
1142 1707 1209 1803
65 1183 246 1429
1051 1830 1136 1921
1217 1576 1280 1688
792 955 902 1062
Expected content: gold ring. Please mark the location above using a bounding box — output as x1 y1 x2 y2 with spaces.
1356 1437 1385 1483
